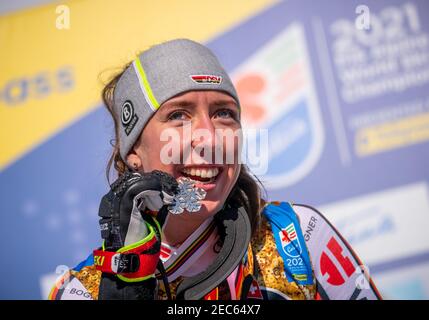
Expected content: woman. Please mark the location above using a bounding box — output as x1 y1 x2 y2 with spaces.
49 39 381 300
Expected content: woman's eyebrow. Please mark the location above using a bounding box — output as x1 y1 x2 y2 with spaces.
210 100 238 108
159 99 238 113
160 100 196 112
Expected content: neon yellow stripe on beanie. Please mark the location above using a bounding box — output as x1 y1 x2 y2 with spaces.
134 58 160 110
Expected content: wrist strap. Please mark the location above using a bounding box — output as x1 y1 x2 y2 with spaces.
93 222 160 282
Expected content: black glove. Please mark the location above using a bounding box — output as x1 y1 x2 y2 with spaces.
93 170 178 300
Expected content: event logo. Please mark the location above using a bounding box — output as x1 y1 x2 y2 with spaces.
231 23 324 189
279 223 302 258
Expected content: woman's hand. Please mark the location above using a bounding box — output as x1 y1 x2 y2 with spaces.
98 169 177 250
94 170 178 299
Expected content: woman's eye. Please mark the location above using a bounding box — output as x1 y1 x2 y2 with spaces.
215 109 237 119
168 111 187 121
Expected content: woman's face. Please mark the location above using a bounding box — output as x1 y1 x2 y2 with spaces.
127 90 242 219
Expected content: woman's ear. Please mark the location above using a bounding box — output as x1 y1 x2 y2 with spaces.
126 150 142 171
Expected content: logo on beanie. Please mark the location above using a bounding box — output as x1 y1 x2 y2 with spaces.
121 100 139 136
190 75 222 84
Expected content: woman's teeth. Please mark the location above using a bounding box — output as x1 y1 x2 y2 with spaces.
181 167 220 179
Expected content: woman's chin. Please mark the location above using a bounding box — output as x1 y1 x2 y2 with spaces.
186 201 224 219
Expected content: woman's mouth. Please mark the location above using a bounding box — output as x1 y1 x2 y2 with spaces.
178 166 223 189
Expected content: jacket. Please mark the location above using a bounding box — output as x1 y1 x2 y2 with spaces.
48 201 382 300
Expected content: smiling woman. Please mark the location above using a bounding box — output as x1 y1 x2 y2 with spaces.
49 39 382 300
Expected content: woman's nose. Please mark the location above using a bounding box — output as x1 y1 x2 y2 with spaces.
190 114 216 157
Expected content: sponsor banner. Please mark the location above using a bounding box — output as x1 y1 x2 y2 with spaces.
294 204 381 300
318 182 429 266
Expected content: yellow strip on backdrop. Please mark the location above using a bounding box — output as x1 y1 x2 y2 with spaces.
0 0 276 171
355 111 429 157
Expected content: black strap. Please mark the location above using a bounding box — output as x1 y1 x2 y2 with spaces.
157 260 172 300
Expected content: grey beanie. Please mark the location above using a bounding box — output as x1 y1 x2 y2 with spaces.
113 38 240 163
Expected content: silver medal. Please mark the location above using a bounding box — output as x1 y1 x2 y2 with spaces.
168 177 207 214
